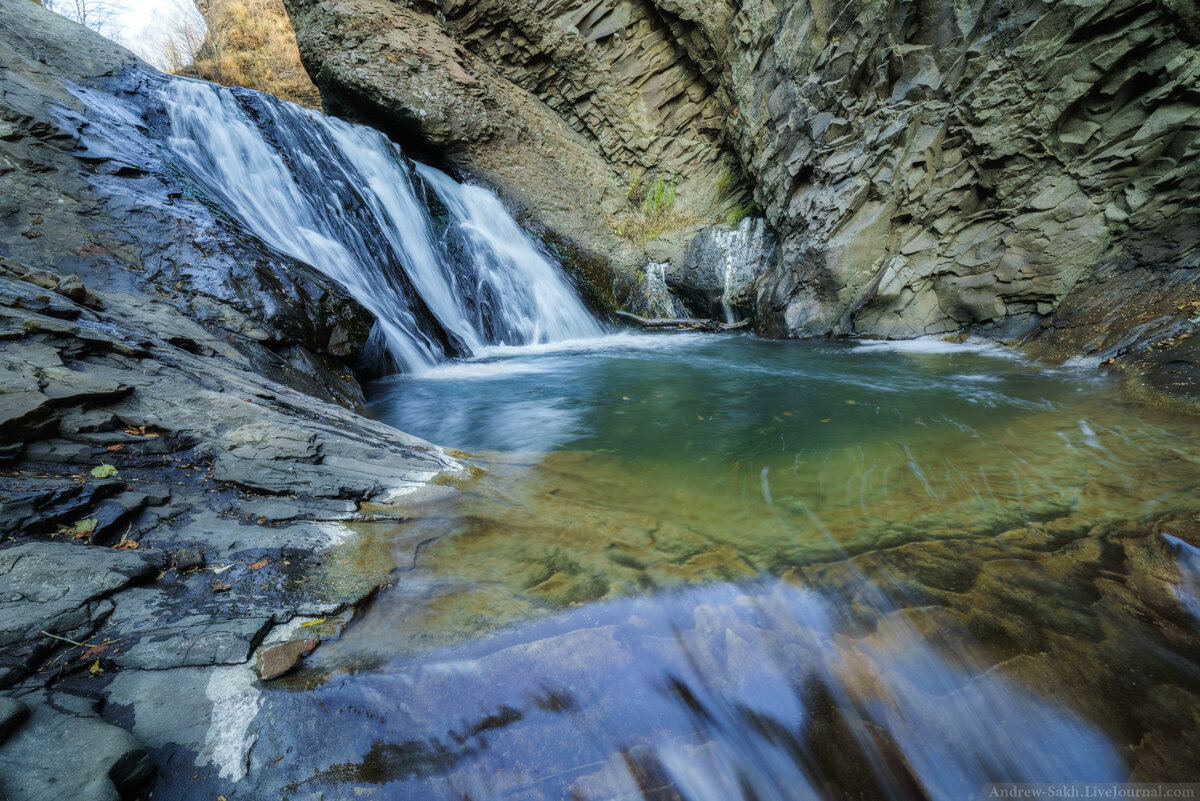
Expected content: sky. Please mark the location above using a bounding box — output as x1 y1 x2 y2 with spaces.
88 0 205 68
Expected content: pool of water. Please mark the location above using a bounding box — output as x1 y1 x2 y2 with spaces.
214 335 1200 799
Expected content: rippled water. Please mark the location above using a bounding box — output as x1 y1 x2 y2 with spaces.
227 335 1200 799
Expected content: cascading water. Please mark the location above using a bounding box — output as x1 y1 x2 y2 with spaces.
160 79 602 374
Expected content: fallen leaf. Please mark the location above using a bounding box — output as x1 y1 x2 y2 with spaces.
915 420 927 426
90 463 118 479
845 400 856 405
820 418 832 423
81 644 109 660
70 518 99 540
247 558 270 570
89 658 103 676
300 618 326 628
114 539 140 550
213 581 232 593
105 443 125 452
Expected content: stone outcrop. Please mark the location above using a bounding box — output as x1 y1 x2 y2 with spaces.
283 0 749 289
0 1 464 795
286 0 1200 388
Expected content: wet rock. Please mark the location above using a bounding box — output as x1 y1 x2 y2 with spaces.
254 637 317 681
111 616 274 670
0 542 165 651
676 217 776 320
624 262 689 320
0 691 154 801
0 697 28 746
55 274 104 311
174 549 205 572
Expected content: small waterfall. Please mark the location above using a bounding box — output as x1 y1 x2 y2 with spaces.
680 216 775 321
636 261 688 319
160 79 601 373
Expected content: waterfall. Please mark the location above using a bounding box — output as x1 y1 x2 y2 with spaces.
160 79 602 374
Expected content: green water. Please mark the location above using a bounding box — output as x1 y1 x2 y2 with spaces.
356 334 1200 635
214 334 1200 800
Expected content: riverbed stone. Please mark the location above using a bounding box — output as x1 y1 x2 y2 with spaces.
255 637 317 681
0 542 165 650
0 691 154 801
0 697 28 746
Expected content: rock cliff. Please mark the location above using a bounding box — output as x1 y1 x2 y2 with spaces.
0 2 461 795
286 0 1200 385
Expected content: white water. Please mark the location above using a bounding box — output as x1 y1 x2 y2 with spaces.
161 79 601 374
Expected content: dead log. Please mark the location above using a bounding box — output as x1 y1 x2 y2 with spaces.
613 310 749 332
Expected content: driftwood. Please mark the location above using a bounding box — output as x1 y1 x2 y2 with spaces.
613 310 750 332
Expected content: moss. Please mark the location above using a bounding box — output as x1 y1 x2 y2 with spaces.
539 232 619 311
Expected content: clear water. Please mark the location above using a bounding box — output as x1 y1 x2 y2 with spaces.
218 334 1200 799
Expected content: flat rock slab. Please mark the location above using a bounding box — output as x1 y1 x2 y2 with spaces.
0 691 154 801
112 616 273 670
0 542 166 649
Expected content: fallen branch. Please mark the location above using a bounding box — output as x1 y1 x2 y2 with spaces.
613 310 750 332
39 630 89 648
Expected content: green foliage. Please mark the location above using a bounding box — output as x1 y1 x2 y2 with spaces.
714 166 739 199
612 173 691 247
725 201 758 226
642 178 676 217
91 463 118 479
625 167 646 205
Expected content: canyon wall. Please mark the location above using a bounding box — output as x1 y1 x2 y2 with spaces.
286 0 1200 367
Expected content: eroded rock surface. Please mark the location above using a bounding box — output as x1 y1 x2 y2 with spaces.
286 0 1200 390
0 1 463 796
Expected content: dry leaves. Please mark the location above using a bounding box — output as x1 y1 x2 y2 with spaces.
123 425 161 438
213 581 232 593
246 558 270 570
81 644 109 660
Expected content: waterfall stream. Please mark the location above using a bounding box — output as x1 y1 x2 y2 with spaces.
161 79 602 374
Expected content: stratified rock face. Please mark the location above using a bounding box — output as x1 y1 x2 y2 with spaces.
282 0 741 281
286 0 1200 348
729 0 1200 340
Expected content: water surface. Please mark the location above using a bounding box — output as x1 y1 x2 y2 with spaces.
223 335 1200 799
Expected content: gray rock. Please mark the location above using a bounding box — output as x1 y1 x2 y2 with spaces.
0 542 165 650
174 549 205 572
111 615 273 670
0 691 154 801
676 217 776 320
0 697 28 746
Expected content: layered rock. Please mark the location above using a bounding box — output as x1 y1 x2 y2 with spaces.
0 1 462 795
286 0 1200 384
283 0 748 292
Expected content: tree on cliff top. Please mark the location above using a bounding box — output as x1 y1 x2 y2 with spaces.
175 0 321 109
